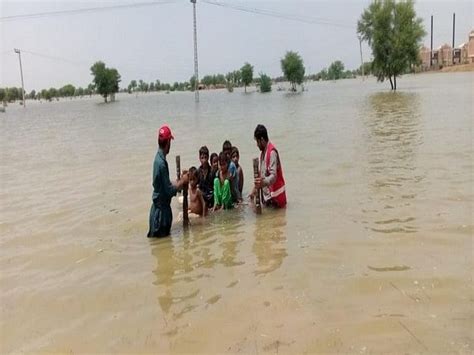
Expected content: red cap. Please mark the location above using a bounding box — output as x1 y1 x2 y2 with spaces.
158 125 174 140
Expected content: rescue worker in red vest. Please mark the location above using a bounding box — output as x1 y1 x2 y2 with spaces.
250 124 287 208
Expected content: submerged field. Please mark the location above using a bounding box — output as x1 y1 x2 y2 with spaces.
1 72 472 353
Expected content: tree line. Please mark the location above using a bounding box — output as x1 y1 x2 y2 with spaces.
0 84 96 103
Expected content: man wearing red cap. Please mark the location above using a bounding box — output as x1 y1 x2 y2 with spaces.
147 125 188 238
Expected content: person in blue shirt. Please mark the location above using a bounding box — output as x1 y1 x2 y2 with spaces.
222 140 241 203
147 125 188 238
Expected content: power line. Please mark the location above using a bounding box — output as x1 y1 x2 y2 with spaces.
0 0 179 22
22 50 90 67
201 0 355 30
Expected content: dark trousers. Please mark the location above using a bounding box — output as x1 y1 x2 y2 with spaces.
147 202 173 238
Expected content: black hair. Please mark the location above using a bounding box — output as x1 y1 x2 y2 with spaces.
231 146 239 157
254 124 268 142
210 152 218 163
222 140 232 152
158 137 169 149
218 151 230 165
188 166 199 179
199 146 209 157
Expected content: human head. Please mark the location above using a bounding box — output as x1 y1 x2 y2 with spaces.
231 146 240 165
158 125 174 154
188 166 199 188
199 146 209 166
210 153 218 171
218 151 229 174
222 140 232 158
254 124 268 152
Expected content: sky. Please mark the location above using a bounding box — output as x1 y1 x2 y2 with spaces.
1 0 473 91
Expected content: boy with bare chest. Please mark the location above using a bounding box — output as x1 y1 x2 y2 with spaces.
188 167 206 217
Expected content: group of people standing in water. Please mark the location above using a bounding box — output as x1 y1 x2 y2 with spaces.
147 124 286 238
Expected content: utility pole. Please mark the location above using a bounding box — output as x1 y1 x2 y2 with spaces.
452 13 455 65
430 15 433 68
191 0 199 103
358 35 364 80
14 48 26 107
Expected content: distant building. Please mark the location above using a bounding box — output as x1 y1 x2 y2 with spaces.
419 46 431 70
468 30 474 64
453 42 469 64
436 44 453 66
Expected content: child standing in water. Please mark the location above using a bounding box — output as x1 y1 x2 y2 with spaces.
213 152 233 211
188 167 206 217
231 146 244 201
197 146 214 209
222 140 240 203
210 152 219 178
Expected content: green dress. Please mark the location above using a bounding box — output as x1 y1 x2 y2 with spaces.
214 177 232 209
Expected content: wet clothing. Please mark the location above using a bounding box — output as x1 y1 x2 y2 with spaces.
147 148 177 238
228 161 241 202
214 177 233 209
198 165 214 208
259 142 286 208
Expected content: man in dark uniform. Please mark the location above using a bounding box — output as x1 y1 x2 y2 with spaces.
147 125 188 238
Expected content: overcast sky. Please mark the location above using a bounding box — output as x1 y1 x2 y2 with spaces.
1 0 472 91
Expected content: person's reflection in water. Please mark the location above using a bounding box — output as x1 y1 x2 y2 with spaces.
252 209 288 276
361 92 423 234
151 233 200 329
216 207 246 268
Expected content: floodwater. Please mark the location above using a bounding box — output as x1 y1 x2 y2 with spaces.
1 72 472 353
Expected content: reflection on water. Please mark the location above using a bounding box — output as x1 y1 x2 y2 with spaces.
252 210 288 276
150 209 248 330
361 92 424 235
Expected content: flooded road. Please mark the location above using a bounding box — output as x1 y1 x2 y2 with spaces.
1 72 472 353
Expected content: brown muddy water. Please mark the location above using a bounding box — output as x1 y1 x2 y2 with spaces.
1 73 473 353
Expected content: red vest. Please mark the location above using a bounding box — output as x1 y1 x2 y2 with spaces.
263 142 287 208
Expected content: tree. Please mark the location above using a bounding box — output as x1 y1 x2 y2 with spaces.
59 84 76 97
75 87 84 97
281 51 305 91
327 60 345 80
90 61 121 102
0 88 6 103
28 90 36 100
258 73 272 93
189 76 197 91
357 0 425 90
240 63 253 93
6 87 20 102
49 87 58 99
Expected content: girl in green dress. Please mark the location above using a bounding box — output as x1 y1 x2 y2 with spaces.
213 151 233 210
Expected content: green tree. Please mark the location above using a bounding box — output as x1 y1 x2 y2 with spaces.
49 87 58 99
233 70 242 86
28 90 36 100
0 88 6 103
357 0 425 90
90 61 121 102
240 63 253 93
328 60 345 80
189 75 197 91
59 84 76 97
281 51 305 91
6 87 20 102
258 73 272 93
75 87 84 97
